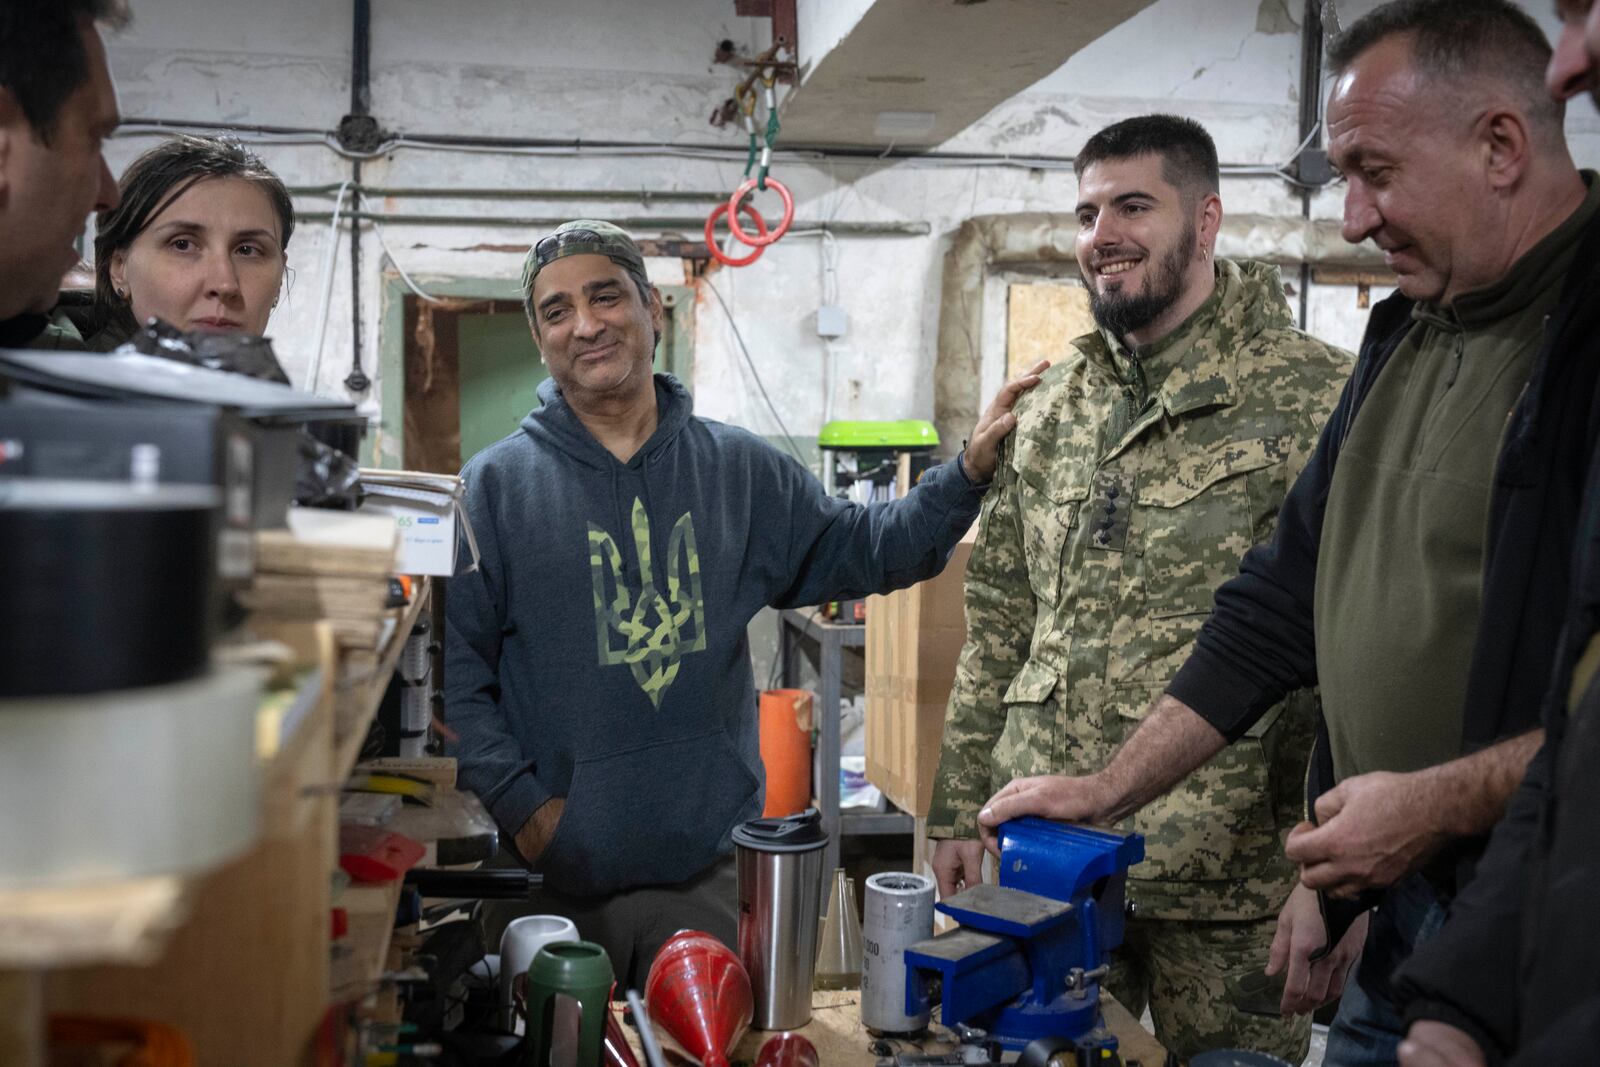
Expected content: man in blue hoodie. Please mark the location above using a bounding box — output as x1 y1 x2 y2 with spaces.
447 219 1043 985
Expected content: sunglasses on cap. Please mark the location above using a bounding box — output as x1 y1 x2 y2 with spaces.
532 228 611 268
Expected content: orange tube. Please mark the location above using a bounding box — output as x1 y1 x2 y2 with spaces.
758 689 812 817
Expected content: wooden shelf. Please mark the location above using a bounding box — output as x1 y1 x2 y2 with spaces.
326 583 431 1012
329 877 407 1003
332 584 432 781
0 877 193 972
0 653 333 973
13 583 433 1066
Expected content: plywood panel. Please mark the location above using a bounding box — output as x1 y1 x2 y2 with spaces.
1006 281 1094 380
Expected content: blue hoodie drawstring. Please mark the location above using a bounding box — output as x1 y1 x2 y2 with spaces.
631 445 662 583
641 457 655 532
610 463 631 581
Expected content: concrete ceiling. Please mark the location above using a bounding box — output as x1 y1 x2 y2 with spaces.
781 0 1157 149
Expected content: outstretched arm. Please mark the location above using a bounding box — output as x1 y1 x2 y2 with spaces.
975 692 1226 853
774 362 1048 608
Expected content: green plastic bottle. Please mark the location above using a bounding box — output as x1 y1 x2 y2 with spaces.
525 940 613 1067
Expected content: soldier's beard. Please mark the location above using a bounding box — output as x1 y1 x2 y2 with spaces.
1088 221 1197 339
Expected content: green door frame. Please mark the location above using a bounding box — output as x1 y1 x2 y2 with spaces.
370 273 695 468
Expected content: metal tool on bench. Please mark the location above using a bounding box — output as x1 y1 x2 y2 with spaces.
902 818 1145 1055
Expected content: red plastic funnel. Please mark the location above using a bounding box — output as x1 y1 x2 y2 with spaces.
755 1032 819 1067
645 930 753 1067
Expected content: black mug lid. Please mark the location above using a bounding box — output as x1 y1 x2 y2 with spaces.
732 807 827 852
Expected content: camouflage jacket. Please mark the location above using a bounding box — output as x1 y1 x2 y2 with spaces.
926 259 1351 921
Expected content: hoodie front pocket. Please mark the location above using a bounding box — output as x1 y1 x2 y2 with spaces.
537 727 760 897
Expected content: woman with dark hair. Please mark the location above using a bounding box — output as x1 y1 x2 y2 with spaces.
86 134 295 345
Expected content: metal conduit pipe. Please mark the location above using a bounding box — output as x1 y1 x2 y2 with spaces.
297 211 931 235
116 115 1331 188
289 184 729 202
343 0 374 393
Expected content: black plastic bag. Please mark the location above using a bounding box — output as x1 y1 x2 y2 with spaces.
130 317 292 386
296 432 363 509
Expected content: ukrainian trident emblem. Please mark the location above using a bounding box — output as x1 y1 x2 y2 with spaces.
588 498 707 707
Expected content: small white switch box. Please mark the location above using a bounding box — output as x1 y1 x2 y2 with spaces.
815 304 848 338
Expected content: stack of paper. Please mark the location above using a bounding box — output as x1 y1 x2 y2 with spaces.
240 509 400 648
358 469 479 577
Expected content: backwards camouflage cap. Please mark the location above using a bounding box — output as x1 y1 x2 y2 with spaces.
521 219 648 294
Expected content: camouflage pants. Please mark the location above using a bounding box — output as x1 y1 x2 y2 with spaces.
1105 912 1310 1065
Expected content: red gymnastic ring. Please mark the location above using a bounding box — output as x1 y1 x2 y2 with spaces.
704 199 769 267
726 177 794 248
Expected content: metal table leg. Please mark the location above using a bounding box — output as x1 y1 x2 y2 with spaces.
776 608 869 915
818 627 842 893
779 610 798 690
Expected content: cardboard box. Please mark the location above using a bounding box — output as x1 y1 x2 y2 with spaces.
864 521 976 816
357 469 479 577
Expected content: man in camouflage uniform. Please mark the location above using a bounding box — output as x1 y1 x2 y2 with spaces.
926 115 1350 1062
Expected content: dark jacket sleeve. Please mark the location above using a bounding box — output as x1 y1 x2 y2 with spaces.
444 468 555 846
771 450 984 609
1165 373 1353 740
1395 734 1555 1061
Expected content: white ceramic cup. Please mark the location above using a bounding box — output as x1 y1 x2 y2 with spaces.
498 914 579 1031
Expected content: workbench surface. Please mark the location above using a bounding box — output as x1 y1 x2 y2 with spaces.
630 988 1170 1066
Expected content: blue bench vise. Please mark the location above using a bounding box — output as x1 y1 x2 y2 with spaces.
902 818 1145 1052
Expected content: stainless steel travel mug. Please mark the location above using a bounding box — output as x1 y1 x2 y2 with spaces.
733 808 828 1030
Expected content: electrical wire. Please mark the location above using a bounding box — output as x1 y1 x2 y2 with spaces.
790 227 841 426
359 191 446 305
304 183 444 395
700 274 805 464
1284 120 1323 166
715 226 842 427
305 178 352 393
788 228 840 304
122 110 1331 400
1265 119 1328 191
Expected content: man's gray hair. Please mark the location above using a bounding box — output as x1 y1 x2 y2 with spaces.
1327 0 1563 137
